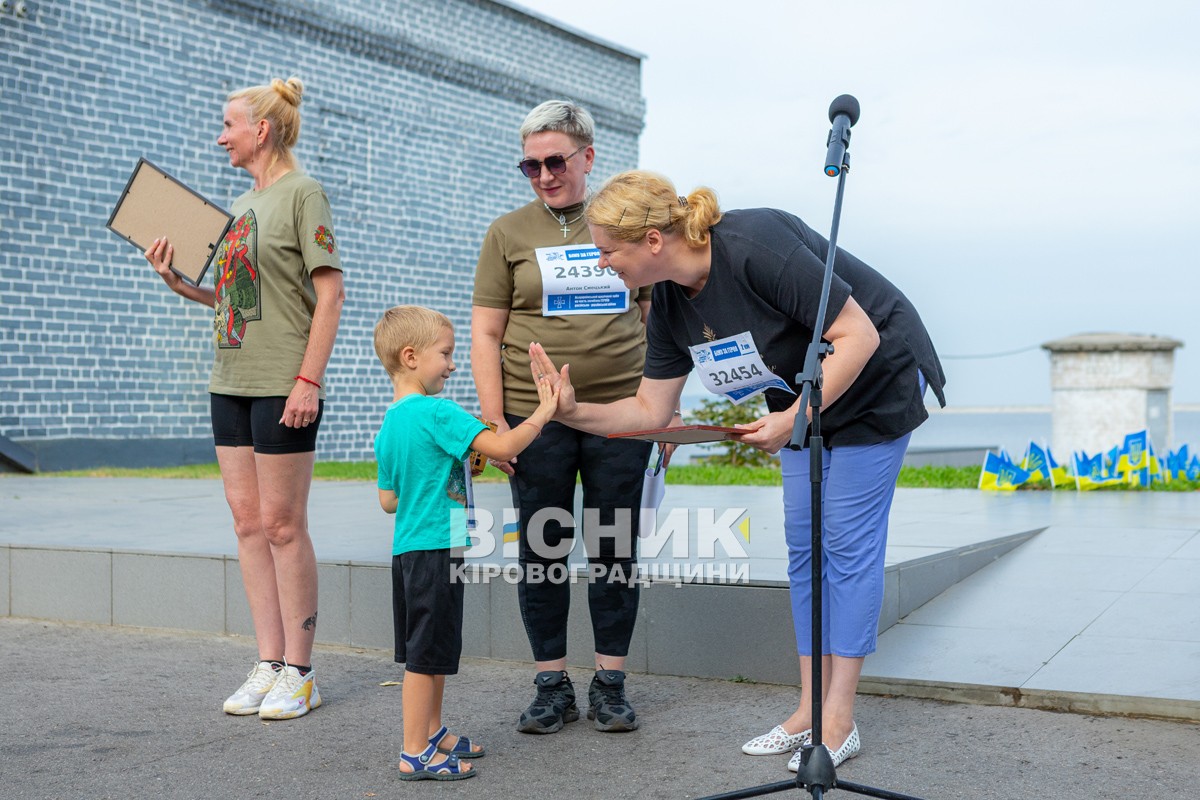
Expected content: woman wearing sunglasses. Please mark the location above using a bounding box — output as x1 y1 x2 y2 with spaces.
528 170 945 771
471 101 656 735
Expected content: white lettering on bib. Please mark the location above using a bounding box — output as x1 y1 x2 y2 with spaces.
689 332 794 405
537 245 630 316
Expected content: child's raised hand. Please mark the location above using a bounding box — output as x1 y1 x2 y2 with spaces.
531 362 560 425
529 342 575 418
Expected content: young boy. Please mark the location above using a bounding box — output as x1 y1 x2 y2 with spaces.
373 305 558 781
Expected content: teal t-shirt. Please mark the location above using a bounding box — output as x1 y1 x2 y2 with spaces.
374 394 487 555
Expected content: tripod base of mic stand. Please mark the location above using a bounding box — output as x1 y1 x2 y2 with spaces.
794 743 837 797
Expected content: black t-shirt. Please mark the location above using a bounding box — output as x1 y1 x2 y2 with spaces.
644 208 946 447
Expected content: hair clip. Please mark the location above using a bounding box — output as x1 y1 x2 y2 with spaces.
677 195 688 207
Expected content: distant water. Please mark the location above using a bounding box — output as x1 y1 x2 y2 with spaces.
679 387 1200 458
910 407 1200 455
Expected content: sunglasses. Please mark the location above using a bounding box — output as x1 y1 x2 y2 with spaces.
517 145 586 179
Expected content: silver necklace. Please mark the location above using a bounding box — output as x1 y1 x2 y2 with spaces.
544 203 585 238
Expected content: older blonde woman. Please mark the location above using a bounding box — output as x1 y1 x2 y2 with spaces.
145 76 345 720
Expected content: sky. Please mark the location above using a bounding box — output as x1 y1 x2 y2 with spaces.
510 0 1200 407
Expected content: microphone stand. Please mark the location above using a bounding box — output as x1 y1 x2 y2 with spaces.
698 115 927 800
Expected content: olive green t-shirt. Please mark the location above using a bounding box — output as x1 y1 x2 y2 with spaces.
473 200 652 416
208 171 342 398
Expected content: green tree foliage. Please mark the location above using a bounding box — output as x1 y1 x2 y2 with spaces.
684 396 777 468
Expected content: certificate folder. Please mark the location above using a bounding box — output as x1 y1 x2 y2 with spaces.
608 425 743 445
106 158 233 286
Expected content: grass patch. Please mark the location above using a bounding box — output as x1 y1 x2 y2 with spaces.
18 461 1200 491
38 463 224 479
895 465 979 489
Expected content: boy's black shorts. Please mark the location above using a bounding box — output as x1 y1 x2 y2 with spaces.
392 548 465 675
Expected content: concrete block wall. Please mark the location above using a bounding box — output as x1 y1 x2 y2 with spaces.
2 535 1035 685
2 543 803 684
0 0 644 469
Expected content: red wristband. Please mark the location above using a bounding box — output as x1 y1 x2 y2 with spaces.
295 375 322 389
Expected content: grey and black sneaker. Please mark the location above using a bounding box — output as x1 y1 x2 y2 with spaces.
516 670 579 734
587 669 639 732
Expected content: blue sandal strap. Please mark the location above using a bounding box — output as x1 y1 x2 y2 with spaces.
427 725 450 748
431 727 485 758
398 744 471 780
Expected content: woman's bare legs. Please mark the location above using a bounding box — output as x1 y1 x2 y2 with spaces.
217 446 318 665
781 654 863 750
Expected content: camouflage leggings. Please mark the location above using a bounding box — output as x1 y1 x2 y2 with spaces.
506 414 652 661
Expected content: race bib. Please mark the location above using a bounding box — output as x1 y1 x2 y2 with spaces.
689 332 794 405
537 245 630 316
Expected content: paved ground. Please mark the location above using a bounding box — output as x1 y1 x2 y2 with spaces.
3 617 1198 800
4 478 1200 710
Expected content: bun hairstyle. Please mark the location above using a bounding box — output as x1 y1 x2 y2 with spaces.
585 170 722 248
227 76 305 158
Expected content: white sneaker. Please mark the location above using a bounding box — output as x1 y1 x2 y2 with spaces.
258 665 322 720
223 661 282 715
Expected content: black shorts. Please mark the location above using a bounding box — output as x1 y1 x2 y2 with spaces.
210 393 323 454
392 549 465 675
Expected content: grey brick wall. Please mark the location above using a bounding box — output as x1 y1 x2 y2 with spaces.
0 0 643 468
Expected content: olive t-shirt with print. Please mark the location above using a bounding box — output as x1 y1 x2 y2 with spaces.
208 170 342 398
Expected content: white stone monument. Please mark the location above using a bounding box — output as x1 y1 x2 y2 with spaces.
1042 333 1183 457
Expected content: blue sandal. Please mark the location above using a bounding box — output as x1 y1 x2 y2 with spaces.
429 725 486 759
397 743 475 781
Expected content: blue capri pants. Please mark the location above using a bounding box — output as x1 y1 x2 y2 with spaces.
780 432 910 658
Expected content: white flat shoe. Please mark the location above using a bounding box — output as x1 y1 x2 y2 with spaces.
742 724 812 755
788 723 860 771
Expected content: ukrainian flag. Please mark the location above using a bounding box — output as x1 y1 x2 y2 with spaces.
1104 445 1124 481
1021 441 1053 485
1117 430 1149 481
1073 451 1111 491
1046 446 1071 486
979 451 1030 491
1146 439 1163 485
1158 455 1171 484
1166 445 1191 481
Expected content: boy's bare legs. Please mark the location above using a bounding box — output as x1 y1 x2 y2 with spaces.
424 674 483 754
401 673 472 773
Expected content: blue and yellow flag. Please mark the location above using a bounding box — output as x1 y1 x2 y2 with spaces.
1046 446 1071 486
1021 441 1053 485
1166 445 1192 481
980 451 1030 491
1104 445 1124 480
1117 430 1149 482
1074 451 1119 491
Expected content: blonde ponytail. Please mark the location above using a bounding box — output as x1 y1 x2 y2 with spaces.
586 170 721 247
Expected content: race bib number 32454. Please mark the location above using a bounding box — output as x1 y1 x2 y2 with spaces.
688 332 794 405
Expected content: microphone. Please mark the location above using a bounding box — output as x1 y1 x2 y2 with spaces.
824 95 860 177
